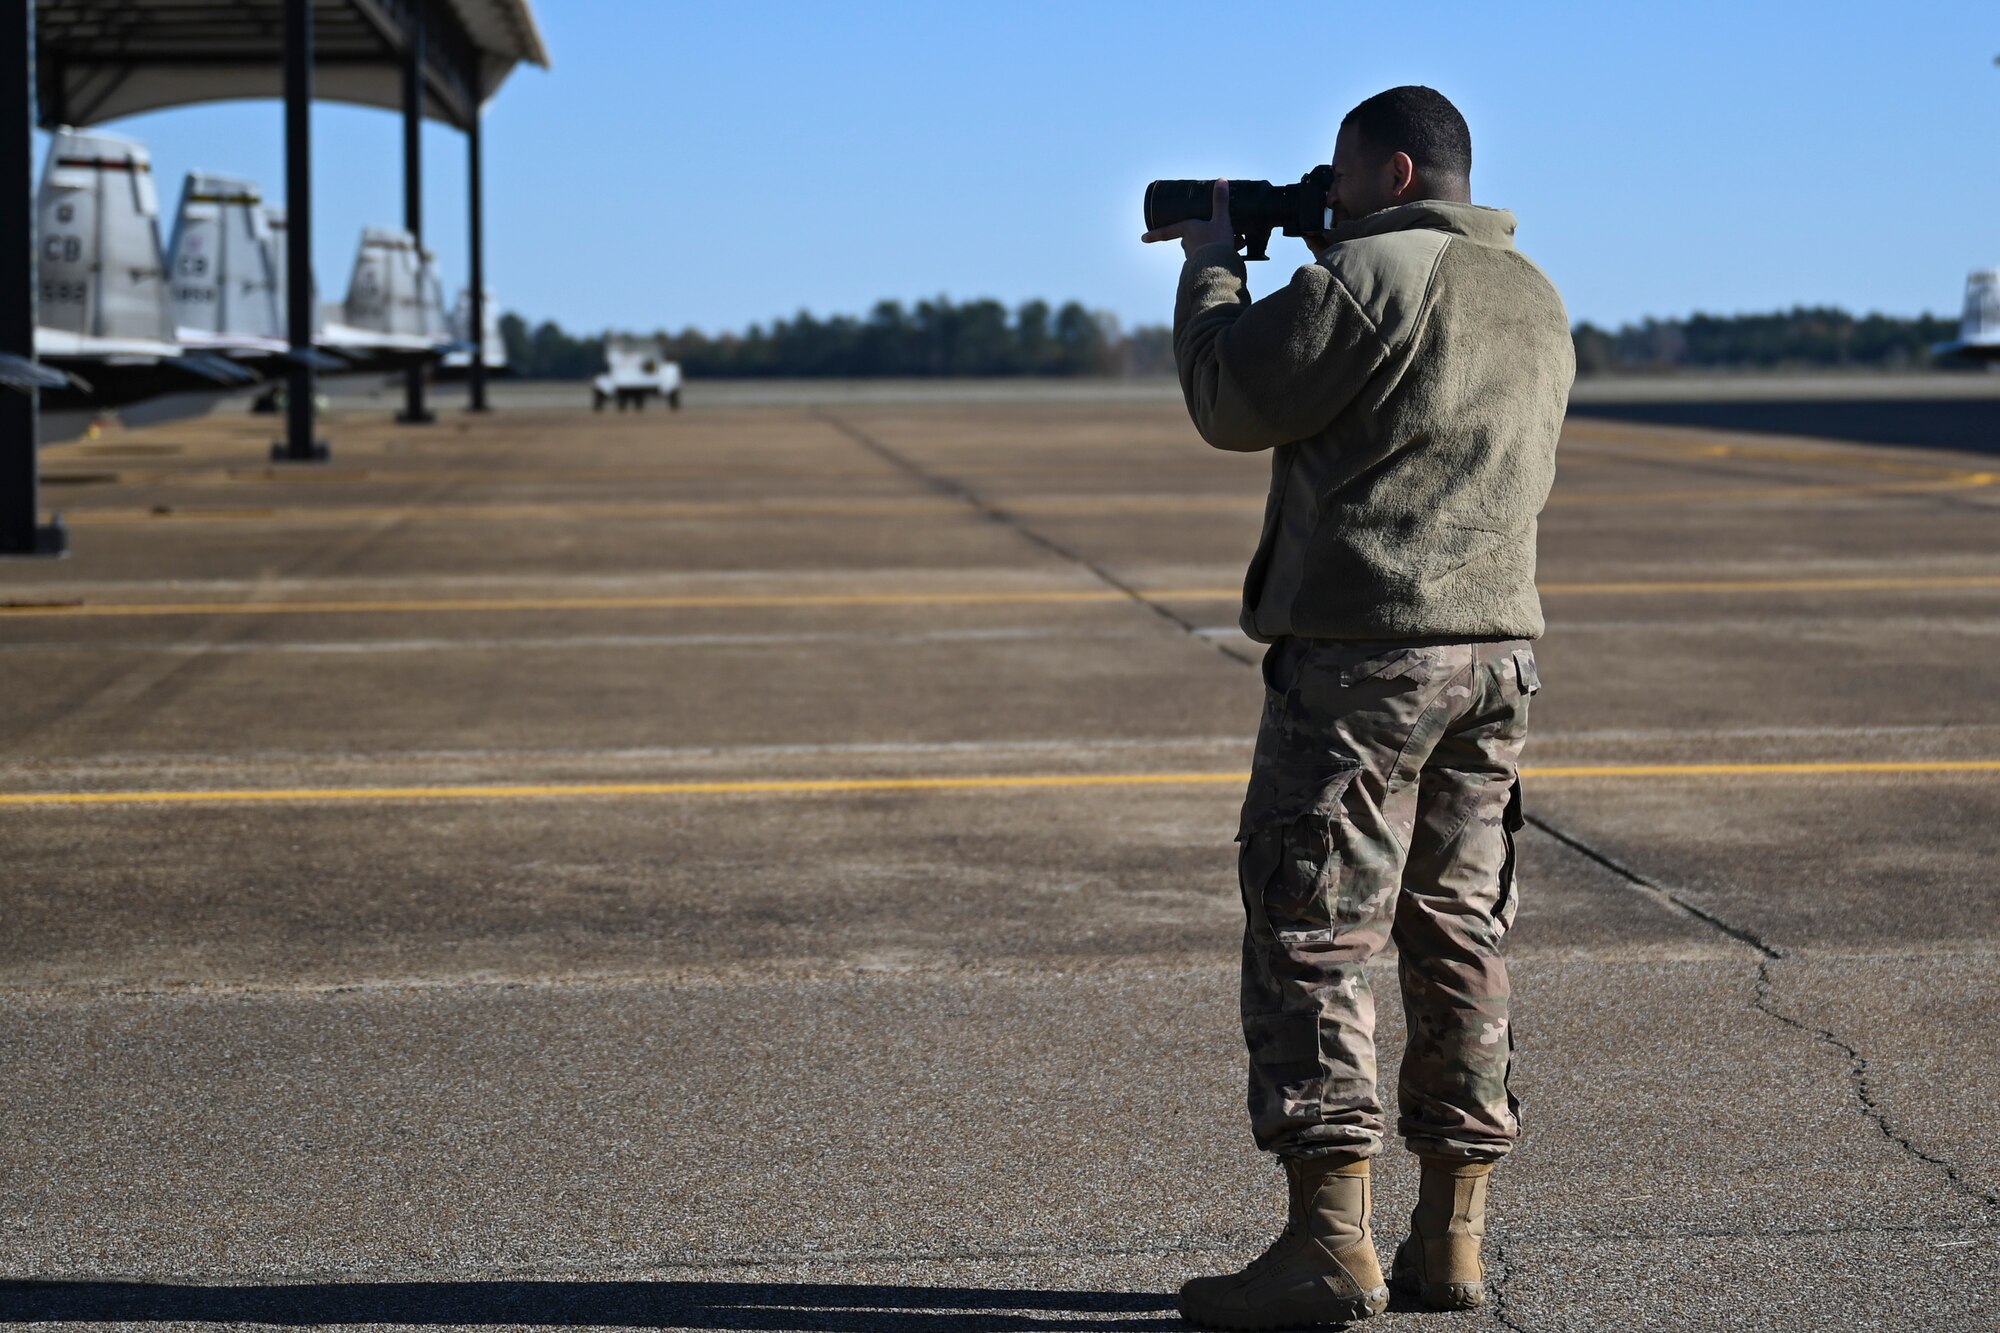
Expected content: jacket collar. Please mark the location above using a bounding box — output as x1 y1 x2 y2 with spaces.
1328 200 1518 249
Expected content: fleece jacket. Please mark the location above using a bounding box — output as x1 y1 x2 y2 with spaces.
1174 200 1573 643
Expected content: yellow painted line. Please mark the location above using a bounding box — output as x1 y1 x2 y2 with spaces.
0 588 1238 618
5 760 1999 808
13 572 2000 620
1525 760 2000 778
61 498 971 526
1538 574 2000 596
60 493 1270 527
1548 473 1998 505
1559 426 1999 481
0 771 1248 807
58 469 1988 526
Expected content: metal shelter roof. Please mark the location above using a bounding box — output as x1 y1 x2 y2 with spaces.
34 0 549 131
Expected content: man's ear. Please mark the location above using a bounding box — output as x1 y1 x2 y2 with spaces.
1390 150 1418 199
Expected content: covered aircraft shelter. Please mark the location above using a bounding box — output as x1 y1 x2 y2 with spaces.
1 0 549 556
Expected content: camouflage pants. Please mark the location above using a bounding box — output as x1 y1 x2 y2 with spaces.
1237 636 1538 1164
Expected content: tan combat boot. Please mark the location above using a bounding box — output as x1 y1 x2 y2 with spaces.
1389 1158 1492 1310
1177 1156 1389 1329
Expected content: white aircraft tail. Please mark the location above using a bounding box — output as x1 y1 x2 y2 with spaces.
450 287 507 368
36 128 175 345
1932 269 2000 362
342 227 432 338
418 248 451 341
1957 270 2000 349
167 172 282 341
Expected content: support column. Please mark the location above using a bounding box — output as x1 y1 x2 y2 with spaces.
0 0 63 555
273 0 328 462
466 106 488 412
395 10 432 424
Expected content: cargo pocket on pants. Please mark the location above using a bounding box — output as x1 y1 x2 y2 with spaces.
1495 778 1524 935
1237 766 1362 947
1496 776 1525 1131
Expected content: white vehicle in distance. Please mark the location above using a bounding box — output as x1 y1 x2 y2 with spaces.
592 335 682 411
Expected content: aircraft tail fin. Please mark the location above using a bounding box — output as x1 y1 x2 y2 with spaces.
168 172 281 341
451 287 507 367
418 247 451 341
261 204 323 339
36 127 175 344
1932 269 2000 362
1958 269 2000 347
342 227 430 338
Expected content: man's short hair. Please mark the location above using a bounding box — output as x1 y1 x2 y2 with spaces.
1341 86 1471 181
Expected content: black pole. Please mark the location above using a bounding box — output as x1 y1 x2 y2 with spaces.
274 0 327 462
466 105 488 412
0 0 62 555
395 11 431 424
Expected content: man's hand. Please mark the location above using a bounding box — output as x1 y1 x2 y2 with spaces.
1142 179 1236 258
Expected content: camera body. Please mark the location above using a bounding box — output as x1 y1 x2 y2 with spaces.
1143 166 1335 260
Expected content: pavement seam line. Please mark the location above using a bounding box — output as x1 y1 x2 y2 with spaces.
1520 812 1783 959
813 410 1261 667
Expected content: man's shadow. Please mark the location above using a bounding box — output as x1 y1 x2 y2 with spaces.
0 1280 1184 1331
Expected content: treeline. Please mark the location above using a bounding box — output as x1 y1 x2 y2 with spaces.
1572 307 1960 374
498 298 1176 380
500 302 1967 380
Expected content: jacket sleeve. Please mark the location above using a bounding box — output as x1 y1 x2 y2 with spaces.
1173 241 1392 453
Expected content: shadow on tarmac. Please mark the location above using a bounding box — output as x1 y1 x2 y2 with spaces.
0 1280 1184 1330
1566 397 2000 454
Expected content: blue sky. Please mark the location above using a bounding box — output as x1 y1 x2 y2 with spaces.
50 0 2000 336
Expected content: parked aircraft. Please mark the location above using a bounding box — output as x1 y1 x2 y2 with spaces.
0 354 69 396
29 129 472 437
440 287 507 378
1932 269 2000 363
256 209 460 379
34 128 256 441
166 171 341 376
318 226 458 373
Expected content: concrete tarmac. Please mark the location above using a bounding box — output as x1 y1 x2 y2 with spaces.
3 383 1997 1330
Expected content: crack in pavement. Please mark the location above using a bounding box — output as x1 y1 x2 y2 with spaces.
1485 1240 1530 1331
1749 961 2000 1215
816 412 1257 667
1527 809 2000 1220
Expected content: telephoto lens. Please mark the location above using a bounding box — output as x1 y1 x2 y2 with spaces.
1142 180 1219 233
1143 167 1335 260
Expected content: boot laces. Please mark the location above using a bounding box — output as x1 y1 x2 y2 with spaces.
1241 1220 1302 1275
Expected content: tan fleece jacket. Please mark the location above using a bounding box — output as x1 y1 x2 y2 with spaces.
1174 200 1572 642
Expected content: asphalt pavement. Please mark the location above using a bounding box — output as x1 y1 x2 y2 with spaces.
2 380 1997 1330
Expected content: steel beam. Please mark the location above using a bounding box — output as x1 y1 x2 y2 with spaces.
1 0 64 555
395 6 432 425
346 0 476 128
466 104 488 413
273 0 327 462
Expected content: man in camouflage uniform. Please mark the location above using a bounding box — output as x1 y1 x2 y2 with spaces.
1143 86 1571 1327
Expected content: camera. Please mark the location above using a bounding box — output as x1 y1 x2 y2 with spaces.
1143 166 1335 260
